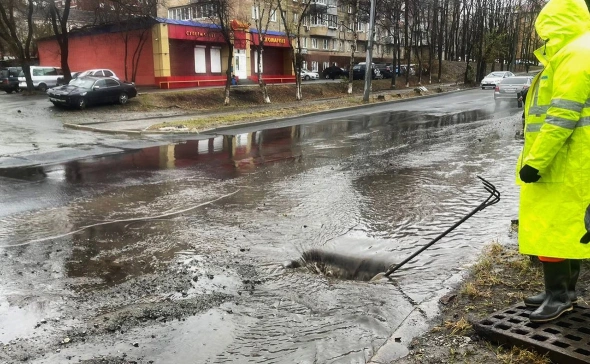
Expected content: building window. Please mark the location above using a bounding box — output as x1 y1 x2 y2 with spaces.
311 61 318 72
323 61 329 70
302 61 307 70
194 3 217 18
252 6 259 19
194 46 206 73
293 13 298 23
311 38 318 49
300 37 308 48
168 7 191 20
281 11 286 21
326 14 337 28
311 13 323 26
210 47 221 73
323 39 329 49
356 22 364 32
270 10 276 22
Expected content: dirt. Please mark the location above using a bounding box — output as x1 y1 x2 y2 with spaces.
393 237 590 364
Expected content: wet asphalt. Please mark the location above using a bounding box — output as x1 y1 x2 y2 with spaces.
0 90 523 363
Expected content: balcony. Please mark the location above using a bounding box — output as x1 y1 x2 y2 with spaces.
309 26 328 36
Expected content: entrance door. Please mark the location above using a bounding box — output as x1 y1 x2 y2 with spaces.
234 49 247 80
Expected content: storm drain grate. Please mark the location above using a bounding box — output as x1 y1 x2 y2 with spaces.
474 303 590 363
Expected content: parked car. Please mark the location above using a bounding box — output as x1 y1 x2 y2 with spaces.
0 66 22 93
322 65 346 80
56 71 82 86
480 71 514 89
494 76 533 105
47 76 137 109
352 63 381 80
374 64 394 79
76 69 119 80
299 69 319 81
18 66 63 91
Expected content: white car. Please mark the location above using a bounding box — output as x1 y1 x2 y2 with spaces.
299 69 319 81
76 69 119 80
481 71 514 89
18 66 63 91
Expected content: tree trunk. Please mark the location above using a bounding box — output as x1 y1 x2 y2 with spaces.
224 45 233 105
256 47 271 103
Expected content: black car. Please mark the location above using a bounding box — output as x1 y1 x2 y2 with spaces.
374 64 394 79
0 67 22 93
322 65 346 80
56 71 81 86
47 76 137 109
352 63 381 80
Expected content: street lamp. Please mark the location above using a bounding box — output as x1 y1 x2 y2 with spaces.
362 0 376 102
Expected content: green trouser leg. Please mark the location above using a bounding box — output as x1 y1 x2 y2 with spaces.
529 260 573 323
524 259 579 307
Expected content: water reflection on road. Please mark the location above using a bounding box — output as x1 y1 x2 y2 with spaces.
0 104 524 363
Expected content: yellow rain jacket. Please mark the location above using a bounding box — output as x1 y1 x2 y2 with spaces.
518 0 590 258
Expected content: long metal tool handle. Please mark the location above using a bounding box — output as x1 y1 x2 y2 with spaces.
382 176 500 278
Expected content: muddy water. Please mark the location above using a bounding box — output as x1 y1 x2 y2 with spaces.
0 101 523 363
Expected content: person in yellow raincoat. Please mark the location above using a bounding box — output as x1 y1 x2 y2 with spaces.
518 0 590 323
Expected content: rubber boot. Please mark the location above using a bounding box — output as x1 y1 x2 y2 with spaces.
529 260 573 323
524 259 579 307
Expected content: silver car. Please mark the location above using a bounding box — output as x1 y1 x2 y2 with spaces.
494 76 533 105
481 71 514 89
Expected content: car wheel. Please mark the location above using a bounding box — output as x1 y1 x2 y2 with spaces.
481 86 485 90
38 83 48 92
78 97 86 110
304 75 310 81
325 74 330 79
118 92 129 105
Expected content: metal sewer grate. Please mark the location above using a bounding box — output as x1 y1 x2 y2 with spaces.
474 303 590 363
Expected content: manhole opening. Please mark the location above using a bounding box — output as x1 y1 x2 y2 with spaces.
525 322 541 329
511 329 529 335
570 317 585 323
544 328 560 335
505 310 517 314
294 249 393 281
556 321 572 328
481 320 493 326
496 323 510 330
493 315 506 320
578 327 590 335
508 318 522 324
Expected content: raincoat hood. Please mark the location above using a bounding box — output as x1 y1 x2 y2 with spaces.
534 0 590 63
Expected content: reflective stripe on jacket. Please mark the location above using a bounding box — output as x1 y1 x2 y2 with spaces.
517 0 590 258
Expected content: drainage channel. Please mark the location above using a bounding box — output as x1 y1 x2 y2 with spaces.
474 303 590 363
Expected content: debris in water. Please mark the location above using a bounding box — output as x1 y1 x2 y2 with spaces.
288 249 393 281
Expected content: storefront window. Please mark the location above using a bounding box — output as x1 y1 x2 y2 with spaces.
194 46 206 73
211 47 221 73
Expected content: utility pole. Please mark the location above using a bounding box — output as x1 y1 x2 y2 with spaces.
362 0 376 102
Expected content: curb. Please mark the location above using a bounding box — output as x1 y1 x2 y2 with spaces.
63 86 474 136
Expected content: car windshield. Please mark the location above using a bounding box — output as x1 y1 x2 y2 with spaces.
68 78 95 89
488 72 506 77
500 77 528 84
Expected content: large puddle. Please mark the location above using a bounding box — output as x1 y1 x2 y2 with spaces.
0 102 524 362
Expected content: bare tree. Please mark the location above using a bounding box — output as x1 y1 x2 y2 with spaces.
0 0 35 91
88 0 159 83
252 0 278 103
277 0 314 100
46 0 72 83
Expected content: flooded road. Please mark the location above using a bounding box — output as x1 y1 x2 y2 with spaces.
0 90 524 363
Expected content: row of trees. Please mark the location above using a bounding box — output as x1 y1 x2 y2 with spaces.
0 0 158 91
2 0 588 100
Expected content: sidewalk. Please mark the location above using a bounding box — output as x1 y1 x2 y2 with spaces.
62 82 469 135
